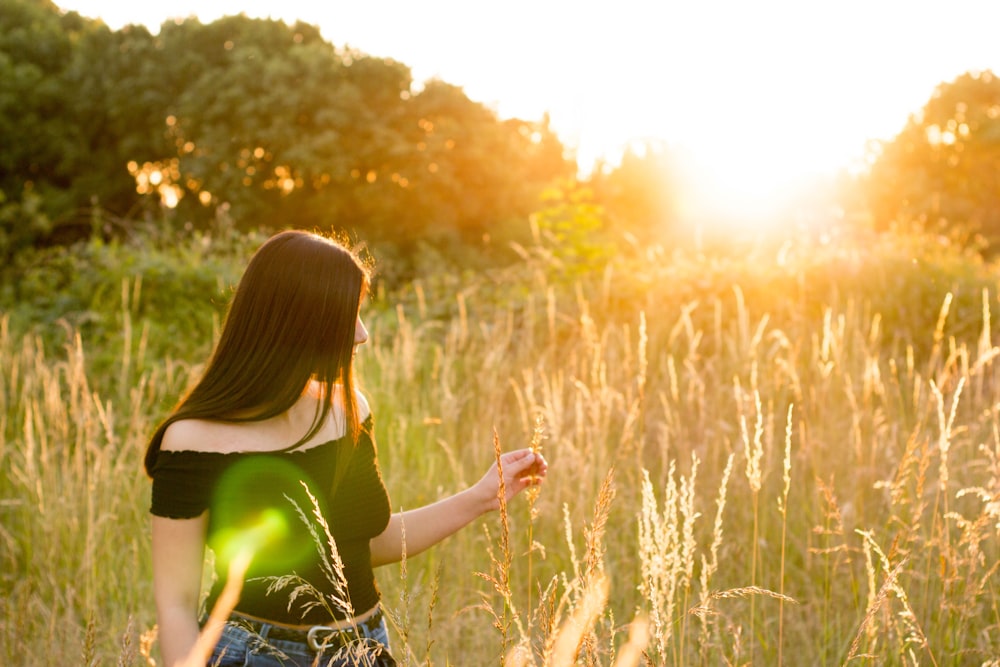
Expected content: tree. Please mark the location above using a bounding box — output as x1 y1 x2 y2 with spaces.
0 1 169 244
140 15 383 228
0 0 86 229
588 140 679 243
864 70 1000 247
63 21 168 225
393 81 573 245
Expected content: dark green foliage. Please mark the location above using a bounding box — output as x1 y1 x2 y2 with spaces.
0 188 52 266
0 1 574 278
0 0 87 221
1 217 264 383
61 21 168 222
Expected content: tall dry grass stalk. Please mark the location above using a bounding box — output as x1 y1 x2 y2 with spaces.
777 404 794 667
476 428 523 660
525 414 546 642
637 457 702 664
180 552 252 667
846 530 939 667
527 465 620 667
545 573 609 666
736 380 765 663
696 452 733 662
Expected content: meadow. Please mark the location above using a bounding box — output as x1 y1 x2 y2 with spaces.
2 224 1000 666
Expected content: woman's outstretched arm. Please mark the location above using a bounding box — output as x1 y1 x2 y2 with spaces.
369 448 548 567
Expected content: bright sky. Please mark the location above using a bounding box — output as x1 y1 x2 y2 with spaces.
54 0 1000 230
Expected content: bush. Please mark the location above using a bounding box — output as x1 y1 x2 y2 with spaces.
0 219 266 389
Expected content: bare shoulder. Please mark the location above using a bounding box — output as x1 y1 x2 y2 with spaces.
318 388 370 439
161 418 235 453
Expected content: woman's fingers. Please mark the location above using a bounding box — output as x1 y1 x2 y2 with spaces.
500 448 535 465
477 448 550 509
500 449 548 491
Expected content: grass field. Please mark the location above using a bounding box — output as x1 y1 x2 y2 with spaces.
2 230 1000 665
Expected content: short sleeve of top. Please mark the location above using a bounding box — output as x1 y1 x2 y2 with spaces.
148 416 391 623
150 447 215 519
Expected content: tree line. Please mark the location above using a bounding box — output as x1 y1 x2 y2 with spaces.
3 0 1000 281
2 0 588 278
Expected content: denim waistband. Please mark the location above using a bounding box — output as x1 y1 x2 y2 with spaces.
228 607 384 651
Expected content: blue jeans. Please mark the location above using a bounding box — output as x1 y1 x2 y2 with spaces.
207 613 395 667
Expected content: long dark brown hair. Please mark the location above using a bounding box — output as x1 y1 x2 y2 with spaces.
144 230 371 475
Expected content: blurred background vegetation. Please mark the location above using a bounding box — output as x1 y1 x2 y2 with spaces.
3 0 1000 365
4 1 1000 285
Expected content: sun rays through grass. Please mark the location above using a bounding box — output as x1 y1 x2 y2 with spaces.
4 230 1000 664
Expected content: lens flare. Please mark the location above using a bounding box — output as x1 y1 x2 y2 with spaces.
208 456 322 572
211 507 290 566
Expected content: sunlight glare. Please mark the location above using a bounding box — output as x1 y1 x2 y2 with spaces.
666 129 842 237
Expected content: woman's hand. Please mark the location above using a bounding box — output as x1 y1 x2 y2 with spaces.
474 448 549 512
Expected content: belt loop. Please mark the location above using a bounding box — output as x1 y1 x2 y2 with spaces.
258 622 271 642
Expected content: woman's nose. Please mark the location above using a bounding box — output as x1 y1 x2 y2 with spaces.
355 317 369 345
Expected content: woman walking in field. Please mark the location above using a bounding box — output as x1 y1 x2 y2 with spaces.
145 230 547 667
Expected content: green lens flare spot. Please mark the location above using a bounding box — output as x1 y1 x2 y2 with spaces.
208 456 321 573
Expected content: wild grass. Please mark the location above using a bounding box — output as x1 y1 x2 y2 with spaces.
3 229 1000 664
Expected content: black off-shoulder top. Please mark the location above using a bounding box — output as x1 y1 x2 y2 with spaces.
149 416 391 624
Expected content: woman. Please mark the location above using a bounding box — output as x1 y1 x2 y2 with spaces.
146 230 547 667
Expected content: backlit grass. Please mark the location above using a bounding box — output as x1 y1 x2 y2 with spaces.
3 230 1000 665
